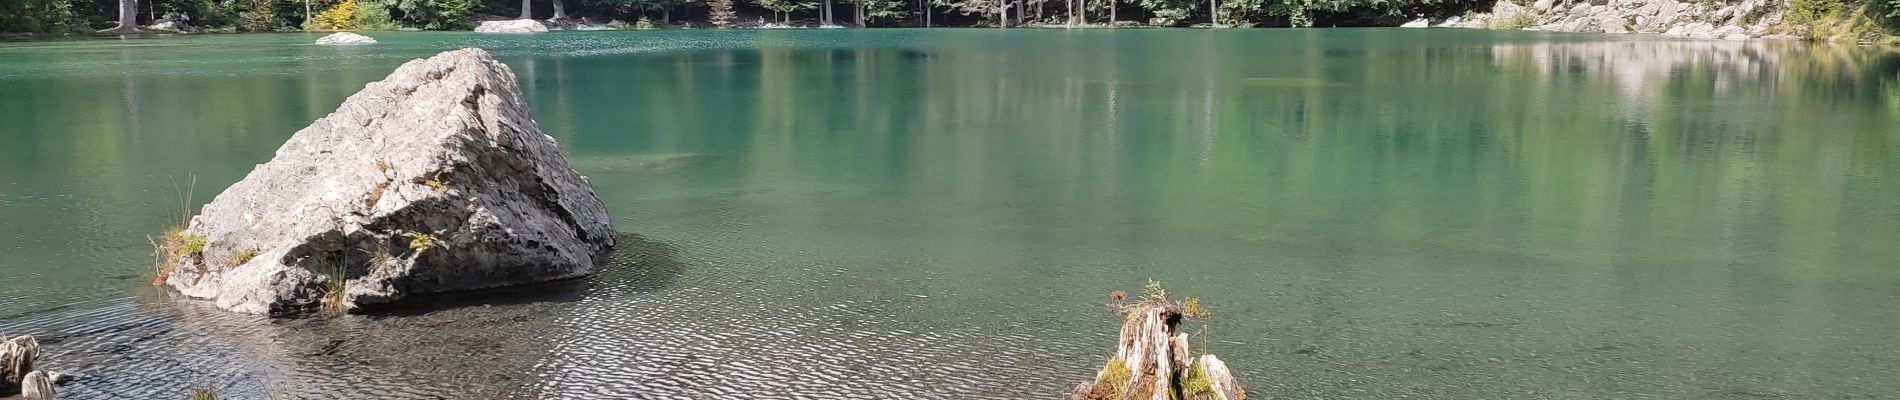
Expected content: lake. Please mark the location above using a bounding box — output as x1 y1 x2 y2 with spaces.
1 29 1897 399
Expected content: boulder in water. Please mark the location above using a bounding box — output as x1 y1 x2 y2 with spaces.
156 48 616 315
475 19 551 33
1071 283 1246 400
316 32 378 45
1400 18 1430 28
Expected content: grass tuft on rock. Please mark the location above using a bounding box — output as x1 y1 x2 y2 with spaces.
190 386 219 400
149 174 198 286
319 251 349 315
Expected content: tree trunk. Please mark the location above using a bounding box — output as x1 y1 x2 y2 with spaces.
519 0 532 19
1109 0 1115 26
114 0 138 30
663 8 670 24
824 0 833 25
552 0 567 20
1207 0 1216 26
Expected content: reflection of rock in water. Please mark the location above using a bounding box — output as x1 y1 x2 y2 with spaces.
573 153 723 176
1490 40 1900 108
37 232 686 399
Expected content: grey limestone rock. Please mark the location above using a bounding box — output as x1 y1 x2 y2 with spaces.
475 19 551 33
159 48 616 315
315 32 378 45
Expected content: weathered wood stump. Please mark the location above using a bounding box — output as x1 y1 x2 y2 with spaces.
1 335 41 396
1071 283 1246 400
21 370 53 400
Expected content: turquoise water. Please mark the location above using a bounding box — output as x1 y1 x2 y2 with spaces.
2 30 1899 398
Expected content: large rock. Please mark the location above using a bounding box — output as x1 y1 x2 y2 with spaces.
1071 284 1246 400
157 48 616 315
315 32 377 45
1 335 38 396
1399 18 1430 28
475 19 551 33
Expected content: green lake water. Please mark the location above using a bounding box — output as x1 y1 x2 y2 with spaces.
1 29 1898 398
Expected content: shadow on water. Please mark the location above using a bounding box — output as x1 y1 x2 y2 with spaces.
360 231 688 316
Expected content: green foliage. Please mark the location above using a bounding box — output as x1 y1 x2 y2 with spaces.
321 250 348 314
635 15 657 28
181 234 209 257
238 0 281 31
308 0 358 29
396 0 475 29
1487 11 1534 29
401 230 441 251
190 387 219 400
351 0 399 29
0 0 78 33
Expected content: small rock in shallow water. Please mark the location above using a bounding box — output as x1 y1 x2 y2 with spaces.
315 32 377 45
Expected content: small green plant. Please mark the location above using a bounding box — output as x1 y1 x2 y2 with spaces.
423 172 448 192
227 247 259 268
401 230 441 251
181 235 208 257
374 159 391 173
1080 358 1132 399
320 250 349 315
1181 361 1214 396
1488 12 1537 30
150 174 198 285
190 386 219 400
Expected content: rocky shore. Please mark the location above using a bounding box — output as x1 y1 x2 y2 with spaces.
1410 0 1792 40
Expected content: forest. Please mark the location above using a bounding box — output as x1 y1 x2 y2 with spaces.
2 0 1898 44
0 0 1500 33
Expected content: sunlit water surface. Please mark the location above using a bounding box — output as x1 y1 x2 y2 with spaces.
2 29 1899 399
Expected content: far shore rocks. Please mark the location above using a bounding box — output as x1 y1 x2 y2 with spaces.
1 335 41 397
155 48 616 315
315 32 378 45
476 19 551 33
1071 284 1246 400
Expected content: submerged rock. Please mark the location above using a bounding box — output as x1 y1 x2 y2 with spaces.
1071 283 1246 400
20 371 52 400
475 19 551 33
315 32 377 45
1 335 38 396
157 48 616 315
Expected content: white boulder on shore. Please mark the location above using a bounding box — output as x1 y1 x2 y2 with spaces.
157 48 617 315
316 31 378 45
475 19 551 33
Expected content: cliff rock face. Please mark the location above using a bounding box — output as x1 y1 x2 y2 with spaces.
1072 286 1246 400
1435 0 1787 39
315 32 378 45
475 19 551 33
158 48 616 315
